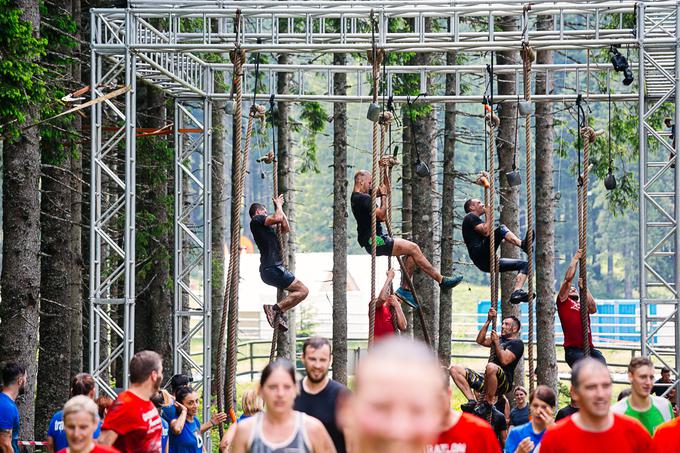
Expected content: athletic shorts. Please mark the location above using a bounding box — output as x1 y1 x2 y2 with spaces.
363 234 395 257
260 264 296 290
465 367 511 396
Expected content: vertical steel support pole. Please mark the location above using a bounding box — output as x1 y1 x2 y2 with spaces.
89 9 100 377
638 3 648 357
202 88 214 441
674 2 680 407
173 99 182 376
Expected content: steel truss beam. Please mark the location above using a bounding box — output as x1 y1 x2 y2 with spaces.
638 1 680 406
89 16 136 398
173 99 212 442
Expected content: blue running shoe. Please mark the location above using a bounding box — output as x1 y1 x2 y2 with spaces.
440 274 464 289
395 287 419 309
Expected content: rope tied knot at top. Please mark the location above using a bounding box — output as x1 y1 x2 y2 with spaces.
379 110 394 126
379 154 399 169
580 126 603 144
521 42 536 65
485 111 500 128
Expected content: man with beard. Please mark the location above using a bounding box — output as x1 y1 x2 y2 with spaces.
339 337 445 453
0 362 26 453
98 351 163 453
538 358 651 453
294 337 349 453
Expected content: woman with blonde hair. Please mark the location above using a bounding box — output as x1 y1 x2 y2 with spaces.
220 389 264 452
59 395 119 453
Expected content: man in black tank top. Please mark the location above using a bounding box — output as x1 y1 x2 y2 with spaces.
249 195 309 331
294 337 348 453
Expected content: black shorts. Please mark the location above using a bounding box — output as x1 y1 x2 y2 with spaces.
465 367 511 396
260 264 296 290
363 234 394 257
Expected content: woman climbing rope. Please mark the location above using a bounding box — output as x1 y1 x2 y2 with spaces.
249 196 309 331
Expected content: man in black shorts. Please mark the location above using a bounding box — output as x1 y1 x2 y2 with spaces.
462 187 532 304
351 169 463 308
249 195 308 330
449 307 524 418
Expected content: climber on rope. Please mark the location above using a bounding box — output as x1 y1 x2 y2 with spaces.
373 268 408 340
449 307 524 419
462 171 533 305
557 249 607 368
249 195 308 331
351 169 463 308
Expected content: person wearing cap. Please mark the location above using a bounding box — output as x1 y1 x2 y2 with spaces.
161 374 193 423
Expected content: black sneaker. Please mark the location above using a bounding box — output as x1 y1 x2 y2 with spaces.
509 289 529 304
275 312 289 332
473 401 492 419
521 230 534 254
460 400 477 414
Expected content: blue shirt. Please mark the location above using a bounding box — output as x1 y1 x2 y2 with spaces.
161 417 169 453
169 417 202 453
161 404 177 423
0 393 19 453
504 422 545 453
509 405 530 427
47 410 102 452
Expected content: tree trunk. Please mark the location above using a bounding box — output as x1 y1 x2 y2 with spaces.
211 92 228 391
69 0 84 376
438 50 457 365
276 52 295 360
0 0 41 441
535 14 558 390
332 53 348 384
410 30 438 346
495 17 521 311
134 85 173 364
494 16 523 389
401 113 414 335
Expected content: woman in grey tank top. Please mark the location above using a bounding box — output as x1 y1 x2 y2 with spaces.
230 359 336 453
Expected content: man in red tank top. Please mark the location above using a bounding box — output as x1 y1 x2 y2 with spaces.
538 358 651 453
556 249 607 368
373 269 408 340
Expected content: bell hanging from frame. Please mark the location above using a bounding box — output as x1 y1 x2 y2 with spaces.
604 172 617 190
518 101 533 116
506 170 522 187
224 100 236 115
367 103 381 123
415 160 430 177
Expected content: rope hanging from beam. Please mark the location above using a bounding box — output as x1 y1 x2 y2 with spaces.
521 42 536 394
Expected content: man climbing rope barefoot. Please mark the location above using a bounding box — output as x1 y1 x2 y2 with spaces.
449 308 524 419
351 169 463 309
462 173 532 304
249 195 308 331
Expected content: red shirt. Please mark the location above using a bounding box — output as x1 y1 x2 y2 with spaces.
58 445 120 453
101 390 162 453
557 295 593 348
374 302 396 339
539 413 651 453
652 417 680 452
427 412 500 453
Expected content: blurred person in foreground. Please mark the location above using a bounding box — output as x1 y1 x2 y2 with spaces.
48 373 101 453
339 337 445 453
230 359 335 452
537 358 651 453
60 395 119 453
219 389 263 453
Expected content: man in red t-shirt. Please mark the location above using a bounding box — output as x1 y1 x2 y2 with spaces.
428 372 500 453
538 358 651 453
653 417 680 452
556 249 607 368
99 351 164 453
373 269 407 340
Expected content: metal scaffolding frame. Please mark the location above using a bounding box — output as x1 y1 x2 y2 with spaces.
88 0 680 414
638 3 680 396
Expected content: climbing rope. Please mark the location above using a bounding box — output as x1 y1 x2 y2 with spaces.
368 11 382 347
576 95 601 357
521 42 536 394
219 44 245 421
